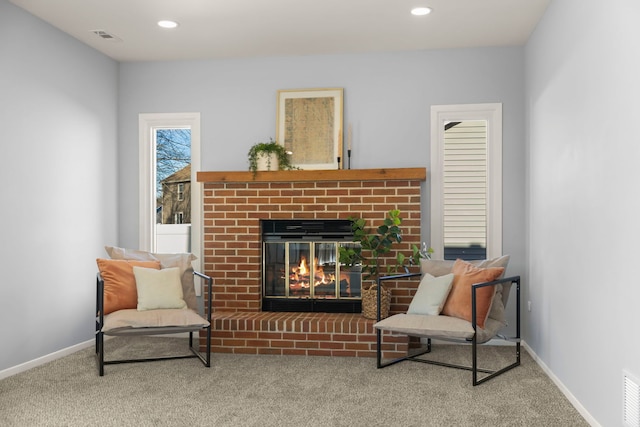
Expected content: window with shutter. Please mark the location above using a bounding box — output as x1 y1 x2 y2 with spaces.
443 120 487 260
430 104 502 261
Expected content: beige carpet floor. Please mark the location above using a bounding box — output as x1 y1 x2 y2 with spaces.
0 337 588 426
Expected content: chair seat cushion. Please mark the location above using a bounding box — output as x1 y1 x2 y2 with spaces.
101 308 209 334
374 313 504 344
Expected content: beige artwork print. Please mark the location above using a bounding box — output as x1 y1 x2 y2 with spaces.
284 97 334 165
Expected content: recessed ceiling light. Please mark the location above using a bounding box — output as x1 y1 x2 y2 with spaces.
411 7 432 16
158 20 179 29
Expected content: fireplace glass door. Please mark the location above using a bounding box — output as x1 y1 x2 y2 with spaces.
263 241 362 312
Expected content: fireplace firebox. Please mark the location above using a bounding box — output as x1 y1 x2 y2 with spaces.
261 219 362 313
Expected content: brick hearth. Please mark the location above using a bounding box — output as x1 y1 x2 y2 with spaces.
197 168 426 357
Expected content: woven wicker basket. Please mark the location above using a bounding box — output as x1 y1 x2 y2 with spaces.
361 283 391 319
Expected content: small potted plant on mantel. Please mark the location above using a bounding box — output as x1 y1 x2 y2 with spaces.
338 209 432 319
247 138 297 178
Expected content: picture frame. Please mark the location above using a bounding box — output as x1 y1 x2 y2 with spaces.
276 88 344 170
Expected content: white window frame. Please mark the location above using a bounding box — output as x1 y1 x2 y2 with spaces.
139 113 202 274
175 212 184 224
430 103 502 260
177 183 185 201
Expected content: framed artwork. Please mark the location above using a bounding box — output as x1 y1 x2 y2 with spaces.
276 88 344 170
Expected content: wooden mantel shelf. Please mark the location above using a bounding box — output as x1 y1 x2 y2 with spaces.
197 167 426 183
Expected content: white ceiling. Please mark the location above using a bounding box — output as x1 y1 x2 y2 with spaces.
10 0 550 62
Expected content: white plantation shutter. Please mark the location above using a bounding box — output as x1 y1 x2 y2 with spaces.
443 120 487 256
430 103 502 261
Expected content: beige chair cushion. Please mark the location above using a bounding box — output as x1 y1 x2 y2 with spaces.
420 255 510 278
374 313 504 344
105 246 198 311
477 255 512 309
375 313 475 340
419 259 460 277
101 308 209 334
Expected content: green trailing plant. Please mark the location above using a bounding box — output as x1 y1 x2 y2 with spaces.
339 209 427 280
247 138 297 177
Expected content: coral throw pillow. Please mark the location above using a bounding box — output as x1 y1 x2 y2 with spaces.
441 259 504 328
96 258 161 315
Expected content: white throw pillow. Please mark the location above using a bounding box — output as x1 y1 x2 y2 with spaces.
133 267 187 311
407 273 454 315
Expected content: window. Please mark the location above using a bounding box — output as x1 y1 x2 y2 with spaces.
139 113 201 276
175 212 184 224
177 183 185 201
430 104 502 261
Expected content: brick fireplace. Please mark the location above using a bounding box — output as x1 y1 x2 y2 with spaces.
197 168 426 358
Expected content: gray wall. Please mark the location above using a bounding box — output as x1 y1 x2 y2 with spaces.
0 0 119 371
526 0 640 425
117 48 527 285
5 0 633 423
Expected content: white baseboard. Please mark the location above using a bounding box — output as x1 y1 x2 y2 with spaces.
0 339 95 381
522 341 600 427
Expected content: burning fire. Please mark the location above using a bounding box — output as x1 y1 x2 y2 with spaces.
289 257 336 292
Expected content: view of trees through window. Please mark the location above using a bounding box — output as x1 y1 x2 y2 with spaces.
155 128 191 225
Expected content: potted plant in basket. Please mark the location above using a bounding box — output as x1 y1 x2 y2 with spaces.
247 138 297 177
338 209 430 319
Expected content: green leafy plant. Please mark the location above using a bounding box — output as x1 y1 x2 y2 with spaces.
339 209 425 280
247 138 297 177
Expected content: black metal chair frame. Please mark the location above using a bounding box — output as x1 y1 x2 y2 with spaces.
95 270 213 376
375 273 521 386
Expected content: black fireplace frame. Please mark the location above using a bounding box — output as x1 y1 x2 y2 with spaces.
261 219 362 314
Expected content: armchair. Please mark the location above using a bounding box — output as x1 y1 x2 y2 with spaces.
95 248 212 376
373 257 520 386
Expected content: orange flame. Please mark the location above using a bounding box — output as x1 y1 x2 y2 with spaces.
289 257 337 290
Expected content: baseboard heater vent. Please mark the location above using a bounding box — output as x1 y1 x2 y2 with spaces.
624 370 640 427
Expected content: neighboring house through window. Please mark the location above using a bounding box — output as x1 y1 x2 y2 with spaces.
161 164 191 224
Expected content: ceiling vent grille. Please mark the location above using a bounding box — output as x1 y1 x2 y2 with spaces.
90 30 122 42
